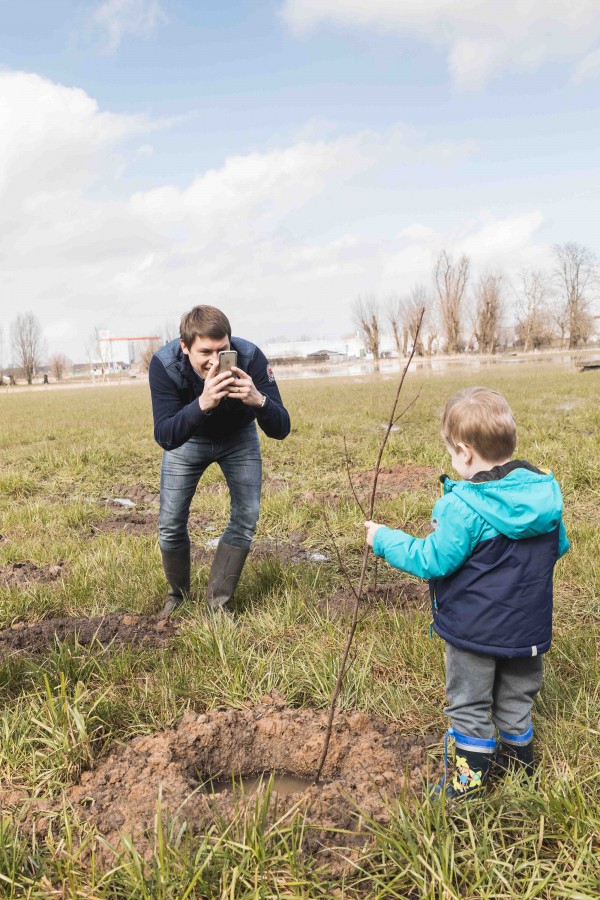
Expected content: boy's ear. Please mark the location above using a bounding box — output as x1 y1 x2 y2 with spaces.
457 442 474 463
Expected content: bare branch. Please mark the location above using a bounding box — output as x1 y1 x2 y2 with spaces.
314 306 426 784
343 435 367 518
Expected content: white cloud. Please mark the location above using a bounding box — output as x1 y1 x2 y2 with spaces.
91 0 167 52
572 46 600 82
280 0 600 88
0 69 562 359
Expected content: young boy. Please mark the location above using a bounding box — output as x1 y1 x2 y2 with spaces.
365 387 569 797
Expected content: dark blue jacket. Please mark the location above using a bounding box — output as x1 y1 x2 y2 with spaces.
373 462 569 658
149 337 290 450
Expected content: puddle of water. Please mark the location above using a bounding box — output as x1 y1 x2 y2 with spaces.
207 772 313 797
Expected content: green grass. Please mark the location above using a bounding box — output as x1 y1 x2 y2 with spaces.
0 366 599 897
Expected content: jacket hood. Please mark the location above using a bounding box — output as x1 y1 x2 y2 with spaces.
443 467 564 540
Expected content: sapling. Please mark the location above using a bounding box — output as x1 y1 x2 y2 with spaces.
314 308 425 784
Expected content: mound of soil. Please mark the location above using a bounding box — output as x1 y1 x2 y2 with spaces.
0 613 178 660
0 561 65 587
323 581 429 619
353 465 438 496
12 696 437 866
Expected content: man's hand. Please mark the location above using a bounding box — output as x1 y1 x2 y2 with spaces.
364 520 383 548
198 362 235 412
228 366 265 407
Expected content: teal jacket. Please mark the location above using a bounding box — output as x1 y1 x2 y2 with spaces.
373 461 569 657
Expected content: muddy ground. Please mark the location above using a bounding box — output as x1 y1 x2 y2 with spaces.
353 464 438 496
0 561 65 587
303 464 438 505
5 695 438 869
0 613 178 660
322 581 429 619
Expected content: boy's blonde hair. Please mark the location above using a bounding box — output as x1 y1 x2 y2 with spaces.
441 387 516 462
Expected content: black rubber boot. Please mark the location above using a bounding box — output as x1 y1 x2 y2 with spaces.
434 728 495 799
206 541 249 617
446 746 493 798
159 547 191 618
495 727 535 777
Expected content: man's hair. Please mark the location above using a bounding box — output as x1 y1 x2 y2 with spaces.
441 387 517 462
180 306 231 347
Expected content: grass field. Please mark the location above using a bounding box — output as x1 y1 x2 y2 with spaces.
0 364 599 898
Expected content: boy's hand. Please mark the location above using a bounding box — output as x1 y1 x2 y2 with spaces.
364 521 382 547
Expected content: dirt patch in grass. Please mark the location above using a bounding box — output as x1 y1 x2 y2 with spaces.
0 613 178 659
88 511 158 537
301 465 438 505
323 581 429 619
108 484 160 506
0 561 65 587
353 464 438 496
88 512 211 538
12 695 437 868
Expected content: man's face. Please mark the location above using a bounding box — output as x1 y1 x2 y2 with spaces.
181 334 230 378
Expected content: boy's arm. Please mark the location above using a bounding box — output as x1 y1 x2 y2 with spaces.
371 496 484 580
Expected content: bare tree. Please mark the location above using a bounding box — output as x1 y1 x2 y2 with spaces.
139 339 162 372
553 243 599 349
10 312 45 384
406 285 429 356
49 353 72 381
514 270 554 352
387 294 408 357
86 327 111 378
434 250 470 354
353 294 381 371
473 273 503 354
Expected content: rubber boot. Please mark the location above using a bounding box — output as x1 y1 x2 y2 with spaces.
159 547 191 618
206 540 249 617
436 728 496 799
495 726 535 777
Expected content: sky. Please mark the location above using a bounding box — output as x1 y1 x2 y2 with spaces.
1 0 599 361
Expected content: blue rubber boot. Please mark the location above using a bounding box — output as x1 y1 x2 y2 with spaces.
495 726 535 777
436 728 496 799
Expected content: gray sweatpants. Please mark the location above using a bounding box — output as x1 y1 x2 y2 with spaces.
444 643 543 740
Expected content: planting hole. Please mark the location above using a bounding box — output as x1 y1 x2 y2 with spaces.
207 772 313 797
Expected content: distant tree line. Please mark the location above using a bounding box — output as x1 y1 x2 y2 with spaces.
1 242 598 384
353 242 599 364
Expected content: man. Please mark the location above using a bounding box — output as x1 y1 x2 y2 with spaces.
149 305 291 617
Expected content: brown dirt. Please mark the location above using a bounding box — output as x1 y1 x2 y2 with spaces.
323 581 429 619
353 464 438 496
88 511 210 538
301 465 438 505
9 695 438 867
0 613 178 660
0 561 65 587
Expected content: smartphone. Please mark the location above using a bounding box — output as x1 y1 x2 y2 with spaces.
218 350 237 375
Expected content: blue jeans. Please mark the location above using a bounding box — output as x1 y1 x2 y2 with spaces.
159 424 262 552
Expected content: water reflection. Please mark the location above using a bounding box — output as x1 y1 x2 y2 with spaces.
275 352 596 381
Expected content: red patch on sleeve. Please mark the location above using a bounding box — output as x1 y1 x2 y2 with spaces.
267 365 275 382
